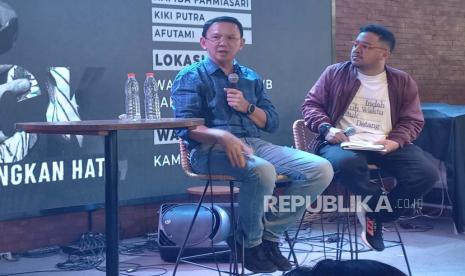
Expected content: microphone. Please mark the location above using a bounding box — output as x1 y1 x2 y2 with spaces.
226 73 242 118
227 73 239 88
344 126 356 137
320 126 356 148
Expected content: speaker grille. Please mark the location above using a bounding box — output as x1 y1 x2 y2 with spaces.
157 203 236 262
158 230 176 246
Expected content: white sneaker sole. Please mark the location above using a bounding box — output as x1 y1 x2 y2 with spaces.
360 230 375 250
356 211 366 229
361 230 385 251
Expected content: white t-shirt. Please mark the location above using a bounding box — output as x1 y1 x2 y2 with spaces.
337 71 392 143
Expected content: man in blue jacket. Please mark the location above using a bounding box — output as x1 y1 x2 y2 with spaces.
172 16 333 273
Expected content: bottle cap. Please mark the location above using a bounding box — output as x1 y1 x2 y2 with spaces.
127 73 136 78
146 72 154 77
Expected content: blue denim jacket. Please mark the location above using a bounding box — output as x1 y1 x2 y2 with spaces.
171 57 279 149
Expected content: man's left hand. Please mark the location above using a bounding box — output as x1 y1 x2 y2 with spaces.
374 139 399 155
225 88 249 113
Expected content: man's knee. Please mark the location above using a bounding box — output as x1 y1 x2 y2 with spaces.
296 156 334 186
249 161 277 189
314 159 334 187
338 155 368 176
417 161 440 193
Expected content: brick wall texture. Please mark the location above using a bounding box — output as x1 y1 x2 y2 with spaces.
1 0 465 253
335 0 465 103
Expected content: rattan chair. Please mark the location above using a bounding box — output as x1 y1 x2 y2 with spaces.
291 119 412 275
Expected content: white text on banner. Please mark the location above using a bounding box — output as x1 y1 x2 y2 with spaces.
152 7 252 27
152 0 251 11
153 26 252 43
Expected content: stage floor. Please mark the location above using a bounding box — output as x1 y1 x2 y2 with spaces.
1 215 464 276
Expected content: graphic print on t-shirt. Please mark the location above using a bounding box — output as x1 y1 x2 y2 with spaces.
338 71 392 143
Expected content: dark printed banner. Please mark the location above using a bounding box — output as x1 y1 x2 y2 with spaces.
0 0 333 220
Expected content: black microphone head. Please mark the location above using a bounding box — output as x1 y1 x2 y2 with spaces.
344 127 356 136
228 73 239 85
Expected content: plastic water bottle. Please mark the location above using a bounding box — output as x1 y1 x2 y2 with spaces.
143 72 161 120
125 73 141 120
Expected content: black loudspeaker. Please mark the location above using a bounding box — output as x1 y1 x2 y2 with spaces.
157 203 237 262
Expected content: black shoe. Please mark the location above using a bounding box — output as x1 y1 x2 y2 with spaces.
359 213 385 251
226 237 277 273
262 239 293 271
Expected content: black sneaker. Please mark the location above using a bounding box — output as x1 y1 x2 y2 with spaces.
262 239 293 271
226 236 277 273
359 213 385 251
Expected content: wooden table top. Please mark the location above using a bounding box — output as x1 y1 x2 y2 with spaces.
16 118 204 135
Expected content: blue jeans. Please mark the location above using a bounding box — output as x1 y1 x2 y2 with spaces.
190 138 333 248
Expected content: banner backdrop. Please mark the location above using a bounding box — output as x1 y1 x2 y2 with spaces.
0 0 333 220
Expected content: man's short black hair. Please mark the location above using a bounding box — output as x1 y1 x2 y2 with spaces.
202 16 243 38
359 24 396 52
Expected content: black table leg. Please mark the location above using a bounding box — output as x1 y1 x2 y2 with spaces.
105 130 119 275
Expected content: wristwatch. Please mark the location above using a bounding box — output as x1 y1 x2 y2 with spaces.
246 104 256 115
318 123 332 137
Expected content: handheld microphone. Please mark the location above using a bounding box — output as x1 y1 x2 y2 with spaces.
344 126 356 137
227 73 239 88
321 126 356 148
226 73 243 119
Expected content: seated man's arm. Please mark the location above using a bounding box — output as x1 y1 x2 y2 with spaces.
224 76 277 131
171 70 205 143
386 75 424 148
247 107 267 129
253 77 278 132
302 65 347 144
189 125 252 168
302 66 333 133
224 89 269 130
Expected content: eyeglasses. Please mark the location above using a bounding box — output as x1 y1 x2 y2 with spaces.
351 41 388 51
205 35 241 44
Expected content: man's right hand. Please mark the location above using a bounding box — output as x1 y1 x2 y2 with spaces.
325 127 349 144
218 131 253 168
188 125 253 168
